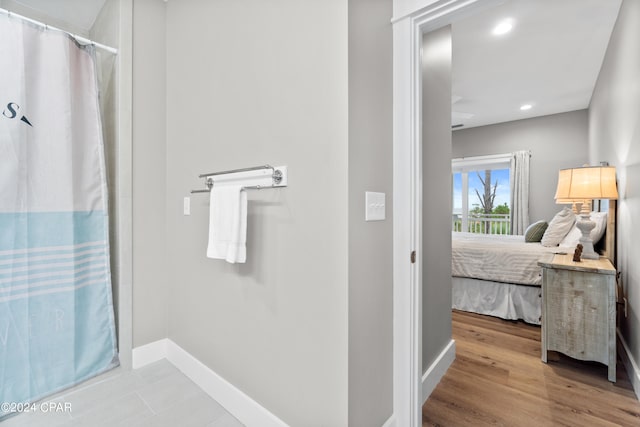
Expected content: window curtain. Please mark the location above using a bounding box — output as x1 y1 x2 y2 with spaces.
0 15 118 415
510 151 530 235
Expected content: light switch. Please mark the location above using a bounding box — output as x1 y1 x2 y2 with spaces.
365 192 385 221
183 197 191 215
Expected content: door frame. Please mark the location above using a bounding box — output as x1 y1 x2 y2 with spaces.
391 1 504 425
115 0 134 370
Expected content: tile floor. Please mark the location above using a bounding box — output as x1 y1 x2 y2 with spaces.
2 360 244 427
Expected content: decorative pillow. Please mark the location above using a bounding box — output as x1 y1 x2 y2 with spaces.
591 211 608 243
560 212 608 247
541 207 576 247
524 220 548 243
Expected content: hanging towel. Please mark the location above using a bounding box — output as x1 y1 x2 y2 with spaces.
207 185 248 263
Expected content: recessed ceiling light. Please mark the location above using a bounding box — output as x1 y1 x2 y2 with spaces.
492 19 513 36
520 104 533 111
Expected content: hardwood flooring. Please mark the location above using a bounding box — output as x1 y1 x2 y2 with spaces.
423 310 640 426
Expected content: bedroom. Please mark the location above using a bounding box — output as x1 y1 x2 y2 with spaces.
421 0 640 423
449 0 617 326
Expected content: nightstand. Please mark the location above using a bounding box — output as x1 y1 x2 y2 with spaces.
538 254 617 382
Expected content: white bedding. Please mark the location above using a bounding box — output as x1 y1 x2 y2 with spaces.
452 277 542 324
452 232 568 286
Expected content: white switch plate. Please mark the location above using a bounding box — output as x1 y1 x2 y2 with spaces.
183 197 191 215
365 192 385 221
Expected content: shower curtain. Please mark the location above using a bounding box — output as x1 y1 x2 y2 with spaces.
0 14 118 413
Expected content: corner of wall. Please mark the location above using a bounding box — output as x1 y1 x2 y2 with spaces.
421 340 455 403
618 330 640 400
588 0 640 396
131 0 169 348
347 0 394 425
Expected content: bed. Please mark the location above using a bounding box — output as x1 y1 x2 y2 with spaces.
451 232 565 324
451 204 615 325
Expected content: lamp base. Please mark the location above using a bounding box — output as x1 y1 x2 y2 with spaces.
576 214 598 260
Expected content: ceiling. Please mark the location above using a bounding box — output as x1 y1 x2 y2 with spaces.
451 0 622 130
9 0 622 131
11 0 107 32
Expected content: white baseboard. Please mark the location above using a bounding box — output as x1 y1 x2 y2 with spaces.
381 414 396 427
617 329 640 400
421 339 456 403
132 339 288 426
132 339 168 369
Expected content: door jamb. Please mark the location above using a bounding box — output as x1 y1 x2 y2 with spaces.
391 1 505 425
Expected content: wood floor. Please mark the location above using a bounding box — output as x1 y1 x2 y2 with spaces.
423 310 640 426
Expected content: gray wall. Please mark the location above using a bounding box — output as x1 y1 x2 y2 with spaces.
422 26 453 372
129 1 396 423
132 0 168 346
589 0 640 391
164 1 348 426
348 0 393 426
452 110 589 223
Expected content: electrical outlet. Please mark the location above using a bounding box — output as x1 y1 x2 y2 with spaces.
183 197 191 215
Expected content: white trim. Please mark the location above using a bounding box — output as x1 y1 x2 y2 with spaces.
452 152 512 172
393 0 437 22
393 14 421 427
421 340 456 403
393 0 480 24
116 0 134 371
382 414 397 427
392 1 504 426
132 339 168 369
617 329 640 400
132 339 289 427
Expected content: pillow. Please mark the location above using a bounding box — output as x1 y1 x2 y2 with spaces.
591 211 608 243
525 220 548 243
541 207 576 247
560 212 608 247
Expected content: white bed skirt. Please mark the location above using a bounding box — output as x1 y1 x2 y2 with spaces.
452 277 541 325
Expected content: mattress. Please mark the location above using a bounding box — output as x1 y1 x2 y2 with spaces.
452 232 567 286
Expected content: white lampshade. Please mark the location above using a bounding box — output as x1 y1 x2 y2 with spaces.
554 166 619 201
553 166 618 260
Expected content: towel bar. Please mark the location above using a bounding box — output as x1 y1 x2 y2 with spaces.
199 164 275 179
190 165 287 194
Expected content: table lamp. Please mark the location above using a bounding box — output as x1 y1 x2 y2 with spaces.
554 166 618 259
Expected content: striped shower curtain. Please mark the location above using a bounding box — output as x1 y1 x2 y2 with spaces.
0 14 118 413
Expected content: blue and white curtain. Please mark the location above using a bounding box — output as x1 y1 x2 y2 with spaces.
0 14 118 413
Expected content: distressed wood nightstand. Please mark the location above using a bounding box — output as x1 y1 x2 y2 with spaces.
538 253 617 382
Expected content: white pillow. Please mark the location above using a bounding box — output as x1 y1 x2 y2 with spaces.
591 211 608 243
560 212 608 247
541 207 576 247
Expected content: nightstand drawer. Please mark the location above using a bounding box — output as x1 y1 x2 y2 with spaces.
545 268 609 364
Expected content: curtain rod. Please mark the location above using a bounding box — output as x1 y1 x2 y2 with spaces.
0 7 118 55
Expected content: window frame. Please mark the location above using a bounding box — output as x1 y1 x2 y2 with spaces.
452 153 512 233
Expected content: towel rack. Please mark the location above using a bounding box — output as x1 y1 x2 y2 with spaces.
191 164 287 194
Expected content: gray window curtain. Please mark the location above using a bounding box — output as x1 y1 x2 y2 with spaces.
510 151 530 235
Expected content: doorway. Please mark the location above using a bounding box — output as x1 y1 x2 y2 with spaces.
392 1 508 426
393 0 622 425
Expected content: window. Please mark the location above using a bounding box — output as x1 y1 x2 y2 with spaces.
452 154 511 234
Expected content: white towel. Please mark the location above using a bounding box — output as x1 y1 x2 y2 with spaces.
207 185 247 263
